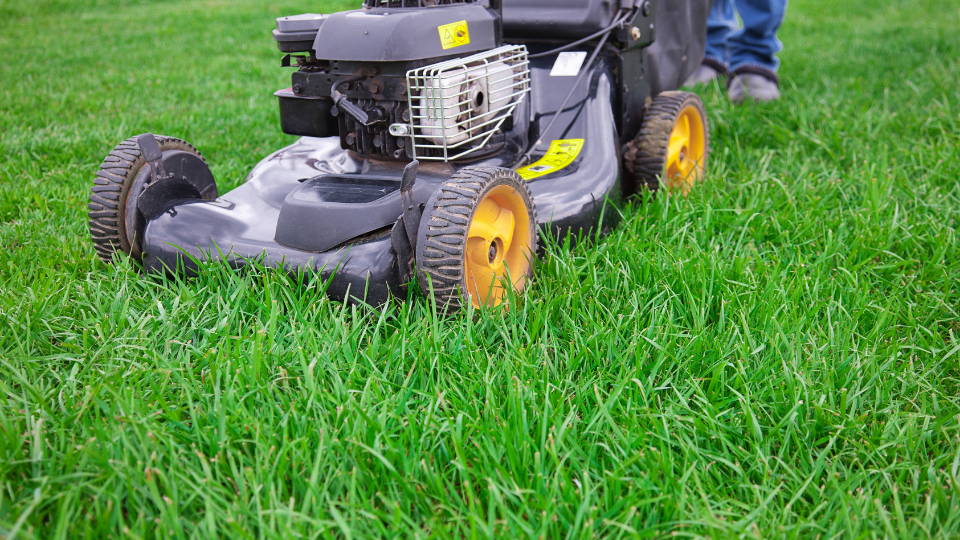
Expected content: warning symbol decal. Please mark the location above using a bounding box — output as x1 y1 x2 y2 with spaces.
438 20 470 50
516 139 585 180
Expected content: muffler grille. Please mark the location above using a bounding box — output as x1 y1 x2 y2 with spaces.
404 45 531 161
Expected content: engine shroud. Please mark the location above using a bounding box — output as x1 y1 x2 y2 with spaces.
275 1 532 162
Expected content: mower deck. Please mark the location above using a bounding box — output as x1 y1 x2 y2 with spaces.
142 53 622 305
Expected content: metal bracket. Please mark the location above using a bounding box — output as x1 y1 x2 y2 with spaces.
281 54 307 67
400 160 422 251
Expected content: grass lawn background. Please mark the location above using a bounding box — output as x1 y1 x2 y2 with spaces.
1 0 959 537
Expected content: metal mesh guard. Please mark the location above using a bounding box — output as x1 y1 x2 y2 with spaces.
405 45 530 161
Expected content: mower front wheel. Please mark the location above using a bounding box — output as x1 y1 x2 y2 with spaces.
88 135 215 264
416 167 538 312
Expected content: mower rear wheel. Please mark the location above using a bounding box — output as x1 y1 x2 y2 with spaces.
625 91 709 195
416 167 538 312
88 135 211 263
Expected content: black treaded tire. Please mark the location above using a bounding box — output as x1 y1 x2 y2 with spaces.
415 166 538 313
88 135 207 263
624 91 710 194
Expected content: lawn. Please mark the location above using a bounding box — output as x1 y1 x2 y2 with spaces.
1 0 959 537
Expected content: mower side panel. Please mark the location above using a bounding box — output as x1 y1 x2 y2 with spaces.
617 47 652 143
509 51 624 241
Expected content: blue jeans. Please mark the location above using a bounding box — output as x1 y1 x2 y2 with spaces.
705 0 788 75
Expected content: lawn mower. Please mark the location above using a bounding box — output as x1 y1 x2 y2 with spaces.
88 0 711 311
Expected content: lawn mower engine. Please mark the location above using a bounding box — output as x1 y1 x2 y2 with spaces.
273 0 529 162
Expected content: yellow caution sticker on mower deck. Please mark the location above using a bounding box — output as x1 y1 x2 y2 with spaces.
438 20 470 50
516 139 585 180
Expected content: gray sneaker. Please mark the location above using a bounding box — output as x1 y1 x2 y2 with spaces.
683 64 720 87
683 59 727 87
728 71 781 103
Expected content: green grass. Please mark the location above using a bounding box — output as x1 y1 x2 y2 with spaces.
1 0 959 537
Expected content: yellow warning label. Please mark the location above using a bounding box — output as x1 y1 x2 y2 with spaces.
438 20 470 50
516 139 585 180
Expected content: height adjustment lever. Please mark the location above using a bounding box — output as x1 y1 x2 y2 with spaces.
137 133 169 184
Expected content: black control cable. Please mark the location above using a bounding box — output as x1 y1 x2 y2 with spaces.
527 12 631 59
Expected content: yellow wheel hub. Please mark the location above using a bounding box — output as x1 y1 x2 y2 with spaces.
665 105 707 193
464 184 532 308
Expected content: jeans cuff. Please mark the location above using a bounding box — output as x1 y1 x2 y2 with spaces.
701 57 729 75
729 65 779 86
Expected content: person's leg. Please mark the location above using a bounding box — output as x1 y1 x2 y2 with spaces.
726 0 787 101
705 0 738 70
686 0 737 86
